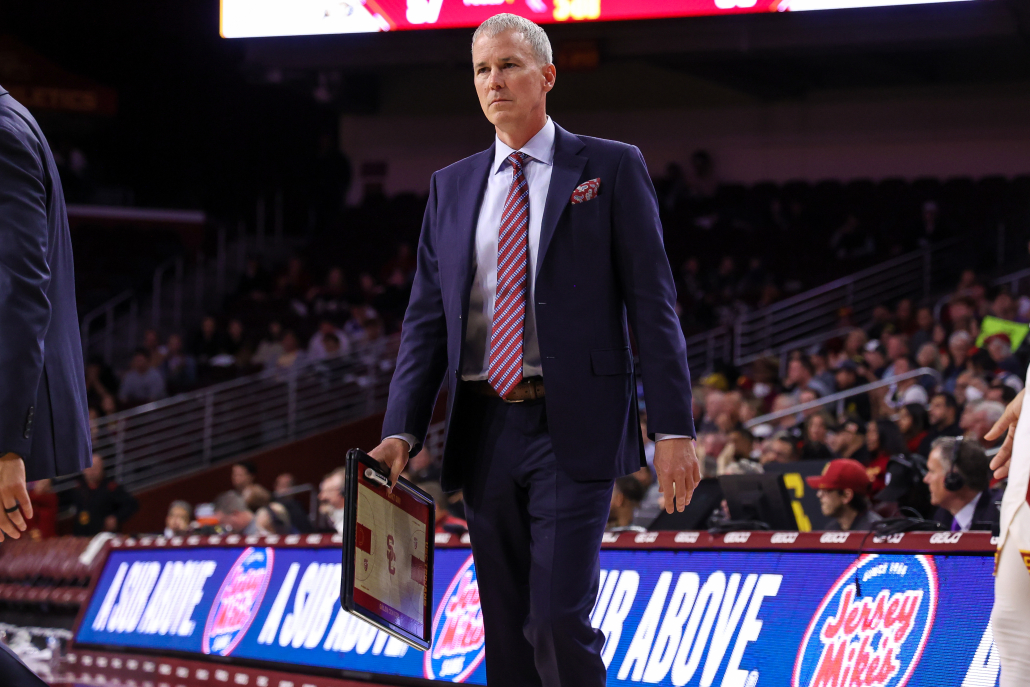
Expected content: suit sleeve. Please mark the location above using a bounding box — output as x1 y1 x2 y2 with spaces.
381 173 449 456
611 145 696 440
0 124 51 459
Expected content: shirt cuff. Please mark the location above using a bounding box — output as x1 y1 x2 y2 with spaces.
385 433 417 452
655 434 690 442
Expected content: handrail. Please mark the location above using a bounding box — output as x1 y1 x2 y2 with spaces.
685 325 731 378
744 367 943 428
55 334 402 496
733 239 965 366
80 289 137 363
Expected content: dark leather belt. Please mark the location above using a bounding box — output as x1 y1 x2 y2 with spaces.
465 377 545 402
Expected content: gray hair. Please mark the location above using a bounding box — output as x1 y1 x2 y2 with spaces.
214 490 250 515
472 14 552 66
978 400 1006 426
168 500 192 517
949 330 972 347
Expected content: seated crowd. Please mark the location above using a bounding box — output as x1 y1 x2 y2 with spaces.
607 269 1029 533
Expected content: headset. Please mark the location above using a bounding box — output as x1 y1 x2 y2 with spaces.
943 435 966 492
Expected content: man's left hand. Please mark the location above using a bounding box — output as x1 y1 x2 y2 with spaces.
0 452 33 541
653 438 701 513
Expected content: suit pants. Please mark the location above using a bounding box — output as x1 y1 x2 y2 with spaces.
0 641 48 687
993 503 1030 687
457 392 614 687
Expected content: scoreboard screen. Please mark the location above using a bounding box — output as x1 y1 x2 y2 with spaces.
220 0 976 38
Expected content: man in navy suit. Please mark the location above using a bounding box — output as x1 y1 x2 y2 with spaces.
0 86 92 533
370 14 698 686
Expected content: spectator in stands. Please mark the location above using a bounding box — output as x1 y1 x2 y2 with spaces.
910 306 936 353
962 400 1006 449
914 342 941 390
718 426 763 474
897 403 930 454
419 481 468 534
895 299 916 336
161 333 196 393
242 484 272 512
272 473 313 533
225 318 254 367
308 319 350 360
761 432 798 465
865 306 893 342
232 461 258 493
920 392 962 456
319 468 347 534
866 418 907 494
164 500 192 538
190 316 225 367
886 357 929 408
214 490 259 535
254 503 291 535
607 475 646 531
269 329 305 371
85 355 119 411
118 348 168 407
142 328 166 368
832 416 870 463
943 331 973 390
924 437 999 532
25 480 58 539
784 355 831 399
252 320 284 368
834 361 871 422
68 454 139 536
800 413 834 461
310 266 351 318
882 333 910 378
808 348 837 397
862 340 888 380
807 459 883 531
986 333 1023 378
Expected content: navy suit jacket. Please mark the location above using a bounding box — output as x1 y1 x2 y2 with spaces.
0 86 92 480
382 122 695 491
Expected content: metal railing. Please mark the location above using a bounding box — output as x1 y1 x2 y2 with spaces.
685 325 732 379
733 240 967 367
60 335 401 495
744 367 943 428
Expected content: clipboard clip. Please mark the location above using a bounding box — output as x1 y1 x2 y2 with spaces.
364 467 390 488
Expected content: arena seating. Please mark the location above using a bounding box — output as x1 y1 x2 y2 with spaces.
0 537 101 609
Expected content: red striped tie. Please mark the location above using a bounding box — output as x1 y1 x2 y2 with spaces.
488 151 530 399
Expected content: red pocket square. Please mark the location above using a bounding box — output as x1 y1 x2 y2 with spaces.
570 178 601 204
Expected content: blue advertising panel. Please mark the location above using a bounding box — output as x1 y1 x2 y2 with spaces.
76 546 1001 686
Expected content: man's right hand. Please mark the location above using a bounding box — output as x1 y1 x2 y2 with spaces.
0 452 33 542
986 387 1024 479
369 438 410 493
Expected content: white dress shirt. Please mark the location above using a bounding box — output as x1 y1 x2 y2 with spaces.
388 117 685 450
461 116 554 380
952 492 982 532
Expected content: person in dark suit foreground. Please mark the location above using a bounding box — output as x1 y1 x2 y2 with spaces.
925 436 1000 532
0 86 93 685
369 14 698 687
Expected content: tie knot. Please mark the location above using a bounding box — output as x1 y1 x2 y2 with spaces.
508 151 527 169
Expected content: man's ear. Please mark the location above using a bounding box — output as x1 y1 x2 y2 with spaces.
843 488 855 504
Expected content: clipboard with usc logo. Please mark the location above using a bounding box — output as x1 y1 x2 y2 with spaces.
340 448 435 651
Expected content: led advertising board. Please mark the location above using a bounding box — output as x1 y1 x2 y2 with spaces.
76 543 1001 685
219 0 977 38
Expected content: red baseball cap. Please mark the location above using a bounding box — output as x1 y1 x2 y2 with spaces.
805 459 871 493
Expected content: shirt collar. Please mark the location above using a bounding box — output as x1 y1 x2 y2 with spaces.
493 116 555 174
953 491 981 531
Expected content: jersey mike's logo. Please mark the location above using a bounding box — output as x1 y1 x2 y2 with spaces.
424 554 485 682
202 547 274 656
793 554 938 687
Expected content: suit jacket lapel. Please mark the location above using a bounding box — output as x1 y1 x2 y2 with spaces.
537 123 587 279
455 143 494 336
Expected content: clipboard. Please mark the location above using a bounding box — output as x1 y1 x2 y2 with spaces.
340 448 435 651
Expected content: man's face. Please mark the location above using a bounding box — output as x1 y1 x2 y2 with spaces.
231 465 254 490
166 506 190 535
473 30 555 129
916 308 934 330
928 396 952 427
886 336 907 361
817 489 847 518
924 448 949 507
835 369 855 389
132 354 149 373
319 475 345 510
787 360 807 385
864 350 885 371
274 473 293 494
